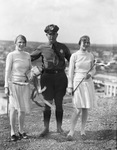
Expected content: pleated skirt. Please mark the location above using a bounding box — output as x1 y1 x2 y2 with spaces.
9 83 31 113
73 78 95 109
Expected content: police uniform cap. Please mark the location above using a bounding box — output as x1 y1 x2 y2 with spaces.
44 24 59 34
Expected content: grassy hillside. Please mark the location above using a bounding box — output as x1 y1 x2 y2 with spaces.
0 93 116 150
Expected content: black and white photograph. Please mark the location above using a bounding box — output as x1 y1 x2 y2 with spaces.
0 0 116 150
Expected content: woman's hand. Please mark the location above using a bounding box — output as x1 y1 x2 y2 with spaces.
67 87 73 95
4 87 9 97
85 74 91 80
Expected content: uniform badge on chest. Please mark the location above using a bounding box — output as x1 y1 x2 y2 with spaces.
60 49 63 53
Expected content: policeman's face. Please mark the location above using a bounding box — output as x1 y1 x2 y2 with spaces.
46 32 58 44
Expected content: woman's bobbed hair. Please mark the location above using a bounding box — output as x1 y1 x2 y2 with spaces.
78 35 90 46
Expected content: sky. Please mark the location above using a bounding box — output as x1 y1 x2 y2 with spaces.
0 0 117 44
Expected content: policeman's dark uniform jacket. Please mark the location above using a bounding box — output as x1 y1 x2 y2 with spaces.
31 24 71 135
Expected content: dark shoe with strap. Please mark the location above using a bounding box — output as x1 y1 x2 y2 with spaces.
39 128 49 137
11 134 18 141
18 132 28 139
67 135 73 141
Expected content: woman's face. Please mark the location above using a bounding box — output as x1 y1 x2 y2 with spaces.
80 39 90 51
15 38 26 51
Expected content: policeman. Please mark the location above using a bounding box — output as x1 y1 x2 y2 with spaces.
31 24 71 137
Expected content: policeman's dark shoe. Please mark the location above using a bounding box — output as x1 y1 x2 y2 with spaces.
18 132 28 139
39 128 49 137
57 128 66 135
11 134 18 142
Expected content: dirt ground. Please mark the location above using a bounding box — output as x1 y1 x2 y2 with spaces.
0 92 117 150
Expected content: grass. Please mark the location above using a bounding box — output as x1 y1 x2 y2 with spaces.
0 91 117 150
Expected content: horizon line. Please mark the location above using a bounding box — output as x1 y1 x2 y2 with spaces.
0 39 117 46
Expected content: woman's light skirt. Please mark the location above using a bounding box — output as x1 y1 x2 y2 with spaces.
9 83 31 113
73 78 95 109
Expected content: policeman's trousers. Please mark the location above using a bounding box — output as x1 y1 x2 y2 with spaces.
40 71 68 129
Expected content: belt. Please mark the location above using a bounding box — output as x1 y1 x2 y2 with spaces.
12 82 29 86
44 69 64 74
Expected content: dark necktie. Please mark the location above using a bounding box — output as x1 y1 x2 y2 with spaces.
52 44 59 66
